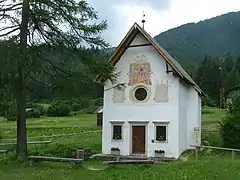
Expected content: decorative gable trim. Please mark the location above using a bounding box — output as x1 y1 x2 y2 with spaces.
102 22 205 96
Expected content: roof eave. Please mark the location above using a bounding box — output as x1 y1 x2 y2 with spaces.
108 23 140 66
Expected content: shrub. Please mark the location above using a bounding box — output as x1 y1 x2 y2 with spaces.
201 131 222 146
31 110 41 118
220 95 240 148
0 130 3 141
29 144 78 158
47 100 71 117
67 98 103 113
0 102 9 116
78 98 91 109
26 102 34 108
33 104 46 116
202 96 217 107
82 106 97 114
71 102 81 112
26 109 41 118
4 101 17 121
92 98 103 107
202 108 214 114
26 102 46 116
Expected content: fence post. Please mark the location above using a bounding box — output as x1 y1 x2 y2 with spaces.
93 132 96 145
232 150 235 160
195 147 198 160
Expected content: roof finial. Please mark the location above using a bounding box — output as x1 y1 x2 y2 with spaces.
141 10 146 29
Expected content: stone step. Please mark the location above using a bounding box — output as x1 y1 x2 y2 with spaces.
119 156 149 161
103 159 154 165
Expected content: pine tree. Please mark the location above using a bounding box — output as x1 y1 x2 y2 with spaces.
196 55 222 106
0 0 114 157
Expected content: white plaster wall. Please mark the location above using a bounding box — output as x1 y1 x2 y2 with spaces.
177 79 202 156
186 88 201 148
103 32 180 158
198 95 202 144
178 80 188 155
131 33 149 45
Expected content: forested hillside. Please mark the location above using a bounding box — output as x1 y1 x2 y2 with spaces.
0 42 111 103
155 11 240 63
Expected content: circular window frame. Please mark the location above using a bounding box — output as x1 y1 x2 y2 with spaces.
130 85 150 103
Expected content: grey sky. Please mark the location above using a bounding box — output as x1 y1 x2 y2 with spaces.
88 0 239 47
88 0 171 46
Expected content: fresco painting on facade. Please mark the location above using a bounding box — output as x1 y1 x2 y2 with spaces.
128 55 152 86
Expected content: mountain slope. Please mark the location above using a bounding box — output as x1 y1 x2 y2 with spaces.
154 11 240 63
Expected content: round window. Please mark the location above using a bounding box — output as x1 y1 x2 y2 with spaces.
134 87 148 101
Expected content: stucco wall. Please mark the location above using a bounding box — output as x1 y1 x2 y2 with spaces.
178 80 188 155
178 79 201 155
186 88 201 148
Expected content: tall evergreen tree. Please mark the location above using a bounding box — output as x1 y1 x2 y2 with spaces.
218 53 237 108
0 0 115 157
196 55 221 106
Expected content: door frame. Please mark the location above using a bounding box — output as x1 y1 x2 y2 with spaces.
129 122 148 156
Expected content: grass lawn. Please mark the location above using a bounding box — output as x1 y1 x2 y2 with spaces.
0 106 236 180
0 113 100 139
202 107 226 131
201 107 226 146
1 160 240 180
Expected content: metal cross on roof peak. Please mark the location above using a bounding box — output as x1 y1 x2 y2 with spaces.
141 10 146 29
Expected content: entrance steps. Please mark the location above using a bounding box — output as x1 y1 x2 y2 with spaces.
103 159 154 165
90 154 175 165
103 156 154 165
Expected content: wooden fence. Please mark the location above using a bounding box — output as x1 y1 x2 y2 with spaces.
2 130 102 142
0 140 52 147
191 145 240 160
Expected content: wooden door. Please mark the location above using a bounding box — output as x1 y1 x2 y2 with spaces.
132 126 145 154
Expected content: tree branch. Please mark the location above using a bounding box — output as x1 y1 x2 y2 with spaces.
0 25 20 32
0 13 20 24
0 27 20 37
33 49 72 77
0 3 22 13
45 57 72 77
26 75 52 87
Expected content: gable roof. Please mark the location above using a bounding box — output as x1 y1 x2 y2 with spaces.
107 23 205 96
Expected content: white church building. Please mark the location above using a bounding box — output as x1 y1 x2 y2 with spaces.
100 23 204 159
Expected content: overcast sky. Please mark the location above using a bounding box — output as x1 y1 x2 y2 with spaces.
88 0 240 47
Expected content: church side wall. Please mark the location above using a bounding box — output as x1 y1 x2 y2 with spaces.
178 80 188 156
178 81 202 156
186 88 201 148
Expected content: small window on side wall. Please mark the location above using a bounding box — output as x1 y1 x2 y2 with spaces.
155 125 167 142
112 125 122 140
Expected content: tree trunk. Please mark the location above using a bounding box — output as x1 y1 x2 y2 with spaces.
16 0 30 157
220 86 225 109
16 66 27 156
